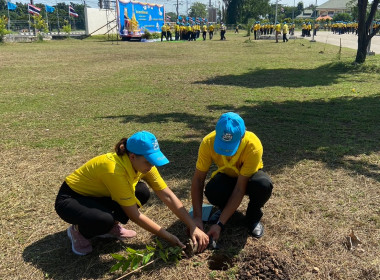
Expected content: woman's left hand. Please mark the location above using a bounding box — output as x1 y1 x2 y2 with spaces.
190 227 209 253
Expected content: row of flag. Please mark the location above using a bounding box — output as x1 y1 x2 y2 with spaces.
6 2 78 17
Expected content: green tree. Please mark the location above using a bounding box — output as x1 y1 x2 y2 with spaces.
355 0 380 64
333 12 352 22
296 1 304 15
166 12 177 22
226 0 270 24
189 2 207 18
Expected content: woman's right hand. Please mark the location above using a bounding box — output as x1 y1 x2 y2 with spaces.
166 233 186 249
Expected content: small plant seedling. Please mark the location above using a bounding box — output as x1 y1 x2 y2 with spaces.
110 238 184 275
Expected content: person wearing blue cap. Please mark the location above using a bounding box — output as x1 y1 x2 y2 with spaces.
191 113 273 241
55 131 209 255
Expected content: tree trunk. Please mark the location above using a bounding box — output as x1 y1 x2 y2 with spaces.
355 0 380 64
355 0 368 63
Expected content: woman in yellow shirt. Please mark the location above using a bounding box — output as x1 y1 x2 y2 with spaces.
55 131 209 255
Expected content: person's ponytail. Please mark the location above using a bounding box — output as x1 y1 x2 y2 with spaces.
115 138 128 156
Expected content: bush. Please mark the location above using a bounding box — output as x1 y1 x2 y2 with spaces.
142 29 152 39
0 15 10 43
142 30 160 40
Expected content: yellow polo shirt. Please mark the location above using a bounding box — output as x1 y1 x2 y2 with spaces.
196 131 264 178
65 153 167 207
283 24 289 34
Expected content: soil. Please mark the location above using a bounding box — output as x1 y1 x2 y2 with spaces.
208 253 235 271
237 244 293 280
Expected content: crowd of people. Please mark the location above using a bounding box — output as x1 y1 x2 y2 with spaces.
159 19 380 43
161 22 226 41
252 21 294 42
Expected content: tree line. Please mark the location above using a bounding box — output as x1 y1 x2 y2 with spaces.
0 1 85 31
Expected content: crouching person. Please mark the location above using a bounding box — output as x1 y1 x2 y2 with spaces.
191 112 273 241
55 131 209 255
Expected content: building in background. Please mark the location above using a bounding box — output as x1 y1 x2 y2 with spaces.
315 0 351 18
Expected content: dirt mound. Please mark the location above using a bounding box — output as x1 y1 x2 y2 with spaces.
237 244 292 280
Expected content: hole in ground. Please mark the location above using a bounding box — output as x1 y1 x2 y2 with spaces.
208 253 234 271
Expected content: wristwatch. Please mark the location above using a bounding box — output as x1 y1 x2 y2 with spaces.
216 220 225 231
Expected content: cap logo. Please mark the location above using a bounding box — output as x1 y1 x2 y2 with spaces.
222 133 233 142
152 140 159 150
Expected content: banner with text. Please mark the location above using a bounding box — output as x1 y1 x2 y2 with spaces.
117 0 165 33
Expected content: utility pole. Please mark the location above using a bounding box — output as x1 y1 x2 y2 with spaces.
176 0 179 18
292 0 295 22
275 0 278 24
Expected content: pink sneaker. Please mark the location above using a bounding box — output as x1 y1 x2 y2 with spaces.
98 223 137 240
67 225 92 255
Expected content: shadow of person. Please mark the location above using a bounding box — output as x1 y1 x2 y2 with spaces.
22 230 146 280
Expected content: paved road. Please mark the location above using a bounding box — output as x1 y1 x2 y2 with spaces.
301 30 380 53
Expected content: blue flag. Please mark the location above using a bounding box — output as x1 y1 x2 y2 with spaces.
45 5 55 13
7 1 17 10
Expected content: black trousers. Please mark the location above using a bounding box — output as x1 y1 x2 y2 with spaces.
204 170 273 227
55 181 150 239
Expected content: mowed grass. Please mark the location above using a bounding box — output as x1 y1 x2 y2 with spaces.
0 32 379 280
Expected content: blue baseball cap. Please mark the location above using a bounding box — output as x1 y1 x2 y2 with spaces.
214 112 246 156
127 131 169 167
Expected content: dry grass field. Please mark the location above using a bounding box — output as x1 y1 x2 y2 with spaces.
0 32 379 280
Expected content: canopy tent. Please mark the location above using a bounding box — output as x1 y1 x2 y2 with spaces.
316 15 333 21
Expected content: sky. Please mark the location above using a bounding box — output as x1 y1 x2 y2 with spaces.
11 0 329 15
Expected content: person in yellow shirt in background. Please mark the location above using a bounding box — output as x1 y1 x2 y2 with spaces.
253 21 260 40
220 22 226 40
301 22 306 37
202 23 207 40
175 21 180 40
307 22 312 37
161 23 167 41
270 22 274 34
190 112 273 241
275 21 281 43
166 23 172 41
282 21 289 42
55 131 209 255
209 23 214 40
187 23 195 41
180 23 186 40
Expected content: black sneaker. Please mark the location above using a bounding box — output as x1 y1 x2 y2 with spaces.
250 221 264 238
208 210 222 224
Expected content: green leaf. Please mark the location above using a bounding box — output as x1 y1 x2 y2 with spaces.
122 259 132 272
159 250 167 262
146 245 155 252
110 262 123 272
131 256 141 270
142 255 149 265
155 238 163 250
111 253 125 261
142 252 155 265
126 247 137 254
